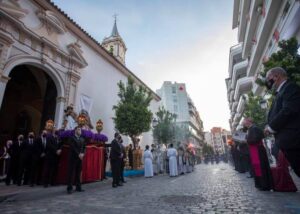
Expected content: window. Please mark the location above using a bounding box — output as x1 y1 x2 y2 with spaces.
172 86 176 94
174 105 178 112
173 96 177 103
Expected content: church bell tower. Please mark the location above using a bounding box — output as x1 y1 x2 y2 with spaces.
102 16 127 64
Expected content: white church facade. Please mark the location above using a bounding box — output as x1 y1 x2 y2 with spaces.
0 0 160 146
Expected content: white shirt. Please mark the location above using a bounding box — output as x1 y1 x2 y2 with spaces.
276 80 287 94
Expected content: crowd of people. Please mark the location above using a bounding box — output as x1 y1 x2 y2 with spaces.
143 143 196 178
230 67 300 192
1 129 62 188
0 106 109 194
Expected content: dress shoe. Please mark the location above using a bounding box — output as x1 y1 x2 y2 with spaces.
75 189 85 192
67 189 73 194
112 184 118 188
44 184 48 188
121 180 127 183
117 183 123 186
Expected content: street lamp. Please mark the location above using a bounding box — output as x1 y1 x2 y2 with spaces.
152 118 159 145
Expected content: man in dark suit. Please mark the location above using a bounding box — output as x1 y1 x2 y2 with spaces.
43 131 61 187
11 134 24 185
265 67 300 177
18 132 35 185
25 132 41 187
67 126 86 194
110 133 122 188
35 130 48 185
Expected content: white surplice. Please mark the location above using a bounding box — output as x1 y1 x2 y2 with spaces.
143 150 153 177
167 148 178 176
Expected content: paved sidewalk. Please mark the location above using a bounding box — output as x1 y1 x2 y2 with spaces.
1 163 300 214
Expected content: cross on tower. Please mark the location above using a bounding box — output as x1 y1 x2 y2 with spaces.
113 13 119 22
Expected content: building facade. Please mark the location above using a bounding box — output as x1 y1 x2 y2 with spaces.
226 0 300 131
156 81 204 147
0 0 160 147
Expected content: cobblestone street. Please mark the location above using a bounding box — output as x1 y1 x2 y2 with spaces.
1 163 300 214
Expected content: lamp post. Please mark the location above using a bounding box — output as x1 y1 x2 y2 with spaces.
152 118 158 145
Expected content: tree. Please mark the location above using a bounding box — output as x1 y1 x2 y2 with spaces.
250 37 300 128
153 106 177 145
243 92 267 129
113 76 153 148
174 123 192 146
202 143 214 157
256 37 300 87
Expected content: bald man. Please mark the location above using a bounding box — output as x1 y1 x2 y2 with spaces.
265 67 300 177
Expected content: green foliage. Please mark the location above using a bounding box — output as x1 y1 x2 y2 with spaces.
243 92 267 129
257 37 300 87
202 143 214 156
153 106 177 145
113 77 153 144
174 123 191 144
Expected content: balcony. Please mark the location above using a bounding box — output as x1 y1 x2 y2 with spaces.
228 44 243 78
236 95 246 115
247 0 287 77
230 90 234 102
238 0 252 43
189 105 197 116
243 0 263 58
231 101 238 113
232 0 240 29
231 59 248 89
234 77 253 101
233 112 242 124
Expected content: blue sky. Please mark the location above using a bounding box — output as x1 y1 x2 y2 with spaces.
52 0 237 131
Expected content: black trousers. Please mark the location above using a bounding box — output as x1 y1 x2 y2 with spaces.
283 149 300 177
37 157 45 185
111 159 120 185
43 157 58 186
5 159 12 185
67 156 82 190
29 156 39 185
120 159 125 182
17 156 29 185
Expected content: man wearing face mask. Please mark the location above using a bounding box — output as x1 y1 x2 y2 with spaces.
35 130 49 185
11 134 24 185
26 132 40 187
264 67 300 177
17 132 35 186
5 136 21 185
66 126 86 194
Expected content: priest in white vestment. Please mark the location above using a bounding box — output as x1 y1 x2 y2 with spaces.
143 145 153 178
167 144 178 177
151 144 158 175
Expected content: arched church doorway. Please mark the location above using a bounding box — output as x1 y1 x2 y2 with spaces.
0 64 57 139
